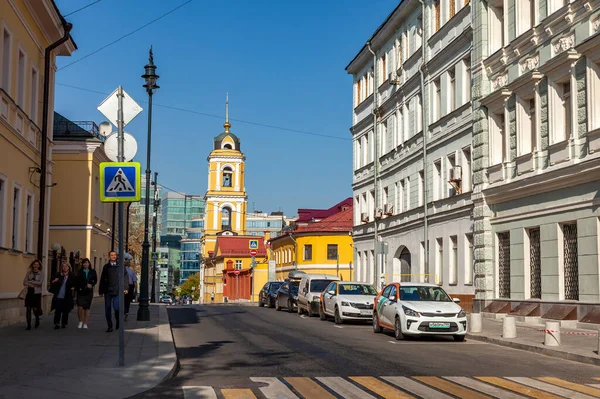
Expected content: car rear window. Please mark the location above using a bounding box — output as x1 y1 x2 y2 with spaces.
270 282 282 291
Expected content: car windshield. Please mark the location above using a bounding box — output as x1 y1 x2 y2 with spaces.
310 279 332 292
400 286 452 302
338 284 378 295
269 282 282 291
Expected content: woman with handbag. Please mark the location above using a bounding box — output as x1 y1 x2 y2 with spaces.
76 258 97 329
21 259 43 330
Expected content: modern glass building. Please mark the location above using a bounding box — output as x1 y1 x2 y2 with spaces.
160 192 205 236
129 181 162 248
179 218 204 284
246 211 295 238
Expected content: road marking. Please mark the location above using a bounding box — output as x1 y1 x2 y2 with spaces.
300 315 306 318
537 377 600 397
350 376 415 398
250 377 298 399
414 376 491 399
587 384 600 389
507 377 596 399
182 386 217 399
221 388 257 399
285 377 337 399
476 377 562 399
316 377 377 399
388 340 398 344
382 377 453 399
444 377 528 399
334 325 344 329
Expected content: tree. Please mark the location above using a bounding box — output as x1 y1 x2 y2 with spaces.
178 272 200 301
127 206 145 276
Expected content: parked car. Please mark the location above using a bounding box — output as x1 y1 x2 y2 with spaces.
320 281 378 324
160 295 172 305
372 282 467 341
275 281 299 312
258 281 283 308
297 274 339 317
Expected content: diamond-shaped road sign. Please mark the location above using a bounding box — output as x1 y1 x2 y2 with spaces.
97 88 143 128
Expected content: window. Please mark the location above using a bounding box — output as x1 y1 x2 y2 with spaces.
30 66 38 124
327 244 338 260
221 207 231 230
381 53 387 82
396 108 404 146
25 193 33 253
434 0 441 32
433 160 442 200
517 95 536 155
447 153 456 197
304 244 312 261
356 78 362 104
404 177 410 211
222 167 232 187
436 238 443 285
498 232 511 298
462 146 472 192
11 186 20 250
562 82 572 141
383 186 389 210
450 236 458 284
17 49 25 107
448 69 456 112
235 260 242 270
0 177 4 247
1 27 11 92
464 56 471 104
465 233 473 284
562 223 578 300
416 94 423 133
418 170 424 206
528 228 541 299
381 120 387 154
589 59 600 131
433 77 441 121
490 110 506 165
489 0 505 54
450 0 456 18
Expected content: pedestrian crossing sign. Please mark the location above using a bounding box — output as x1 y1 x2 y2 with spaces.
249 239 259 250
99 162 141 203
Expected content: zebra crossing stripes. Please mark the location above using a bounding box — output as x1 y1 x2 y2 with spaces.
182 376 600 398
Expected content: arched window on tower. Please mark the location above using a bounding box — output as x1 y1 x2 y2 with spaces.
223 143 233 149
223 167 233 187
221 207 232 230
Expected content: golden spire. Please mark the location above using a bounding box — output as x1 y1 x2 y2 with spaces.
223 93 231 132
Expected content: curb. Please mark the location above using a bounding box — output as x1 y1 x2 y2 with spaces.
158 305 179 382
466 333 600 366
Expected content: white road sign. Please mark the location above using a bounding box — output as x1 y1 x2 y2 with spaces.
103 132 138 162
97 87 143 128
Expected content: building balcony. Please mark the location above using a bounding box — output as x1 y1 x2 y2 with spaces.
53 113 104 142
0 88 41 151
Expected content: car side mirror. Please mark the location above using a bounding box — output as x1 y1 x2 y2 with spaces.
327 290 336 296
389 296 396 302
453 297 461 303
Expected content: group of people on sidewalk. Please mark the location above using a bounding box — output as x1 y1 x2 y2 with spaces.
21 250 138 332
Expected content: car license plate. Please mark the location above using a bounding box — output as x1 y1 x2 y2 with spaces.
429 322 450 328
360 309 371 316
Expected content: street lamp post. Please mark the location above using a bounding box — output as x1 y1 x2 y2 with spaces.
151 171 159 303
137 46 159 322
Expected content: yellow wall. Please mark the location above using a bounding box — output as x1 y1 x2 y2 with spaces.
271 233 354 281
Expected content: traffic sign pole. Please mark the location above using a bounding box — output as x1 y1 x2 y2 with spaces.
117 86 125 367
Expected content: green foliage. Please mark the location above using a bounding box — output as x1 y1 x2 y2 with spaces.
177 273 200 301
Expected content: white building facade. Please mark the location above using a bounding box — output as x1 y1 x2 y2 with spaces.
348 0 476 306
472 0 600 317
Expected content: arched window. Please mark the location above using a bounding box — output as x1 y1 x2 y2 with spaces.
223 143 232 149
221 207 232 230
222 167 232 187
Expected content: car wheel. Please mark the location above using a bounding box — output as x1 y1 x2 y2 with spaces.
394 316 404 340
258 301 264 308
287 300 294 313
268 298 274 308
334 307 343 324
453 335 466 342
319 307 327 321
275 300 281 311
373 312 382 333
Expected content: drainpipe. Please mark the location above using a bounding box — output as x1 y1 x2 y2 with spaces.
366 41 380 288
418 0 429 283
37 20 73 261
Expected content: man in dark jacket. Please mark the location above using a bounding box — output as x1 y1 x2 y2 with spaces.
99 251 129 332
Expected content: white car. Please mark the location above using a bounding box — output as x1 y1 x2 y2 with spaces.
319 281 378 324
373 282 467 341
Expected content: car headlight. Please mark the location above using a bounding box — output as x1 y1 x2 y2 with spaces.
458 309 466 318
341 301 350 307
402 305 420 317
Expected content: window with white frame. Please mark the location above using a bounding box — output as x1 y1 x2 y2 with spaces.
488 0 505 54
25 193 33 253
462 146 472 192
416 94 423 133
449 236 458 284
390 113 397 148
395 181 401 214
464 56 471 104
368 130 374 163
465 233 473 284
362 192 367 217
448 69 456 113
436 237 443 285
418 170 424 206
447 153 456 197
589 58 600 131
548 0 567 14
433 77 442 121
381 120 387 154
30 66 38 124
404 177 410 211
434 0 441 32
396 108 404 146
450 0 456 19
489 109 506 165
369 190 375 220
516 0 536 36
403 103 410 139
362 134 368 166
356 77 362 105
399 180 405 213
381 53 387 83
549 78 573 144
434 159 443 200
17 49 25 108
355 139 362 170
11 185 21 250
0 176 5 247
1 27 11 93
383 186 389 210
517 94 537 155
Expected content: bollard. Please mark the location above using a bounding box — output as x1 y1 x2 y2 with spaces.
470 313 483 333
502 316 517 339
544 321 561 346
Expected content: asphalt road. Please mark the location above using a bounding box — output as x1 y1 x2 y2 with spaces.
131 304 600 399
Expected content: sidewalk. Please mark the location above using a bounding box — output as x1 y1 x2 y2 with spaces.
467 315 600 366
0 302 176 399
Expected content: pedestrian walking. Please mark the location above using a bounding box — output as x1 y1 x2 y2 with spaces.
124 259 137 321
21 259 43 330
98 251 129 332
211 292 215 303
50 262 76 329
76 258 97 329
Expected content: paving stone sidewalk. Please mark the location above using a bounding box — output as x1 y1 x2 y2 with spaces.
0 302 176 399
467 315 600 366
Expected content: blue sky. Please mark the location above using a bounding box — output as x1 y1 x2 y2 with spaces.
54 0 397 216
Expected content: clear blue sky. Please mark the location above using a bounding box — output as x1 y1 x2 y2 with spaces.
54 0 397 216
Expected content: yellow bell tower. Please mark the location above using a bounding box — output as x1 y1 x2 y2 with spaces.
202 95 247 258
